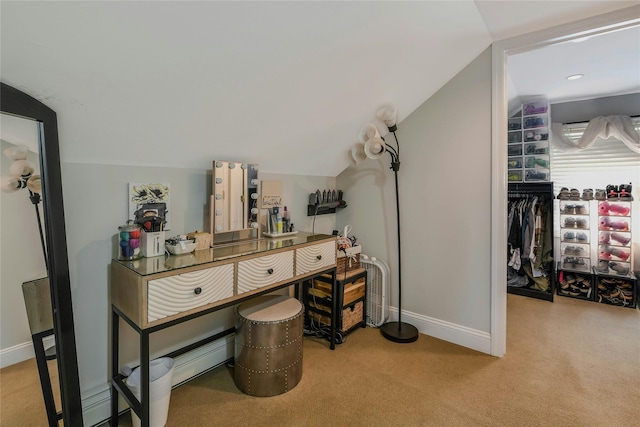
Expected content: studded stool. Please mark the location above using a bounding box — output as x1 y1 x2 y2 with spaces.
234 295 304 397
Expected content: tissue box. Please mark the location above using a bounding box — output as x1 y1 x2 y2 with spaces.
337 246 361 275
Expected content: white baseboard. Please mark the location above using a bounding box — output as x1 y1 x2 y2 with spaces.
388 307 492 355
84 335 234 427
0 335 56 369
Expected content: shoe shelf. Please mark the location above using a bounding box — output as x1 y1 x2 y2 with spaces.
556 270 594 301
507 100 551 183
594 274 637 308
559 200 591 273
596 200 632 277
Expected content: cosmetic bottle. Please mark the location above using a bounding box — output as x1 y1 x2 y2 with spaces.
283 206 290 233
274 207 283 234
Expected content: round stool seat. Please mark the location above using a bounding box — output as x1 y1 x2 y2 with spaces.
234 295 304 397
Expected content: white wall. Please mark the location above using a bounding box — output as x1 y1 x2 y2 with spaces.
337 47 493 341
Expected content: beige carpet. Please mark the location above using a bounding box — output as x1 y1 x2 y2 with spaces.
2 294 639 426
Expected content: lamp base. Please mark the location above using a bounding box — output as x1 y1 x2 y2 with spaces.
380 321 419 343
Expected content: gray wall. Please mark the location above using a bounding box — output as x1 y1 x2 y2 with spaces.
337 47 492 333
551 92 640 123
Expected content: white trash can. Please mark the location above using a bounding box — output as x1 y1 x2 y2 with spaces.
126 357 174 427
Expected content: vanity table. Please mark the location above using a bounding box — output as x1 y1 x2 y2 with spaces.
110 232 337 427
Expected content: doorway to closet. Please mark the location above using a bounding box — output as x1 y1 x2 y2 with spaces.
490 7 640 357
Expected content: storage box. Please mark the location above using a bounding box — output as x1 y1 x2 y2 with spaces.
595 275 636 308
308 301 364 332
309 276 365 306
337 246 361 275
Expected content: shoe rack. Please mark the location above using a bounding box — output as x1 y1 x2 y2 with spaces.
556 194 636 308
559 200 591 274
508 100 551 183
596 200 632 277
558 199 593 300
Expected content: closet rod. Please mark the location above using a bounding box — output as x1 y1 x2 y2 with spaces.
562 114 640 125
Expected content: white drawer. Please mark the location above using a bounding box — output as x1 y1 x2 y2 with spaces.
237 251 294 294
296 241 336 275
147 263 234 323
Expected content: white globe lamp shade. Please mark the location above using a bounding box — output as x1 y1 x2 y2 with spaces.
364 137 386 159
351 143 367 166
358 123 380 143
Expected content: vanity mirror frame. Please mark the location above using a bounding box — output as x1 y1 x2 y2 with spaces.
1 83 83 425
209 160 260 245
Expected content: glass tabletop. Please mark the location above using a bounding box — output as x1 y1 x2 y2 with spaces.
113 231 335 276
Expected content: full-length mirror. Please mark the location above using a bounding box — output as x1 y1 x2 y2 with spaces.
1 83 83 425
210 160 260 243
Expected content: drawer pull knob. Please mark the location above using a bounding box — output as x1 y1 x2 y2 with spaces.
194 287 202 295
267 268 274 275
316 255 322 260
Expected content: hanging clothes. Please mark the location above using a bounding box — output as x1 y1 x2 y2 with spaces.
506 190 554 294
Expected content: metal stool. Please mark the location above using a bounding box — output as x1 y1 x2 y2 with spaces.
234 295 304 397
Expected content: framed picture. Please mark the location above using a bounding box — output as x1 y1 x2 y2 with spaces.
128 183 170 231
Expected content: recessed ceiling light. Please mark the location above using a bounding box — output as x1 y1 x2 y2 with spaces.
566 74 584 81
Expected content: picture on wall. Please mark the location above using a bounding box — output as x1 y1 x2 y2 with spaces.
128 183 171 231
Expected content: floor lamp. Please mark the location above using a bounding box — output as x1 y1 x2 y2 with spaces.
352 105 419 343
1 145 48 270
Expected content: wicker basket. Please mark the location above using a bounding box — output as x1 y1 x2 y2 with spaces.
308 300 364 332
337 246 361 275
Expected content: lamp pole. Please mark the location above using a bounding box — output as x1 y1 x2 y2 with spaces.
379 130 419 343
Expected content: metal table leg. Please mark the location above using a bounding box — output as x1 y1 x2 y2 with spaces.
110 308 119 426
32 329 60 427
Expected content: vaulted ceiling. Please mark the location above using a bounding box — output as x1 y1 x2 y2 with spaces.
1 1 637 176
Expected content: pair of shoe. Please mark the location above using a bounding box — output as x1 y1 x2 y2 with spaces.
564 246 586 256
599 245 630 261
599 231 630 246
595 189 607 200
525 170 547 181
563 257 587 270
524 117 546 128
564 217 588 229
557 187 581 200
525 157 550 169
525 145 549 154
562 231 588 242
562 204 587 215
606 183 634 200
581 189 594 200
599 217 629 231
598 201 630 216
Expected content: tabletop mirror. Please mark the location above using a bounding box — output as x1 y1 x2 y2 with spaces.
210 160 260 244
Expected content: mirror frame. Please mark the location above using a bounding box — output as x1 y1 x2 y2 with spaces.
210 160 260 243
1 82 83 425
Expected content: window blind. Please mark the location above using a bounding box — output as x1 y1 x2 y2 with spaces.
550 118 640 195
